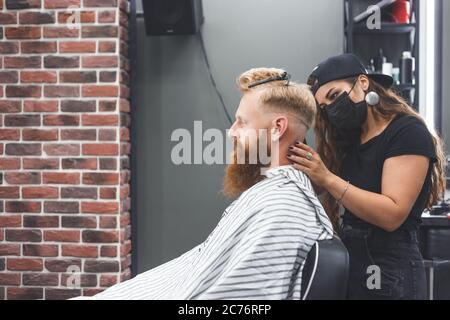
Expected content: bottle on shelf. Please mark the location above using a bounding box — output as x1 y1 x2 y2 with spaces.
374 48 386 73
392 67 400 85
366 58 376 73
382 61 393 77
391 0 411 24
399 51 414 84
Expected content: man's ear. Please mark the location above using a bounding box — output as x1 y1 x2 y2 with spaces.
271 116 288 141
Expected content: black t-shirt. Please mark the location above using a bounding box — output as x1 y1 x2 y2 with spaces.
341 113 437 231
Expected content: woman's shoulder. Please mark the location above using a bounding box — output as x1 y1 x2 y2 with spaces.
382 113 436 160
385 113 430 139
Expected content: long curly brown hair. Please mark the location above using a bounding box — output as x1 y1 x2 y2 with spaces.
315 78 447 228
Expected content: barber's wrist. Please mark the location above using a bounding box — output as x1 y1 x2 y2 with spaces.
322 172 336 190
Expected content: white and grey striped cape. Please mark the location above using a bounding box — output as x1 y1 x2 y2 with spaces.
73 165 333 300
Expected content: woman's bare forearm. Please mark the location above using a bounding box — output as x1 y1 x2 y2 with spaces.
323 174 406 231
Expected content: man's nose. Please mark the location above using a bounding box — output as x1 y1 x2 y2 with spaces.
229 122 239 138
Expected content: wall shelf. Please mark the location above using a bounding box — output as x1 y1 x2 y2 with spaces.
348 22 416 34
345 0 420 109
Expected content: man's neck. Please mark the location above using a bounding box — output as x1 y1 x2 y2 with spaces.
270 158 291 168
269 139 300 169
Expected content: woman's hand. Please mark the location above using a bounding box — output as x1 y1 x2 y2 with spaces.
287 141 334 189
287 143 431 233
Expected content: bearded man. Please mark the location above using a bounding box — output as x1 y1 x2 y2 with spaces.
73 68 333 300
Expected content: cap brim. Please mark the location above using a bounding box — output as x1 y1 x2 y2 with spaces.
368 73 394 88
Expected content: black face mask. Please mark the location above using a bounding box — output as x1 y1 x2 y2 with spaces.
323 82 368 148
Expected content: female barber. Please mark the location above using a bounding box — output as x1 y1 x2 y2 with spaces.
288 54 446 300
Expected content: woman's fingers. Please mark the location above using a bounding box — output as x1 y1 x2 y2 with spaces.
288 144 317 162
288 142 331 187
287 154 312 168
288 146 308 158
294 141 315 155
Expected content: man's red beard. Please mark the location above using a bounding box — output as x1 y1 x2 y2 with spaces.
222 138 271 199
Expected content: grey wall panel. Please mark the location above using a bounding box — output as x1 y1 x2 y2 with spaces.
135 0 344 273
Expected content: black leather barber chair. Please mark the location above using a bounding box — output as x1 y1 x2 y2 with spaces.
301 236 349 300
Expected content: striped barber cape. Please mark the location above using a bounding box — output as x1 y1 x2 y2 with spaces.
73 165 333 300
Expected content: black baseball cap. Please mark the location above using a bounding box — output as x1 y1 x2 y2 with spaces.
307 53 394 95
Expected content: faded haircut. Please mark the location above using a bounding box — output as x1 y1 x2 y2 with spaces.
237 67 316 129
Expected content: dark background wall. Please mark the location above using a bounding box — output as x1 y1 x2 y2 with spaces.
134 0 344 273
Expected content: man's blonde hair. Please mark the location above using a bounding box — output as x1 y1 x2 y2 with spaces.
237 67 316 128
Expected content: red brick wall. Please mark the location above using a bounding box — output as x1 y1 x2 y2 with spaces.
0 0 131 300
